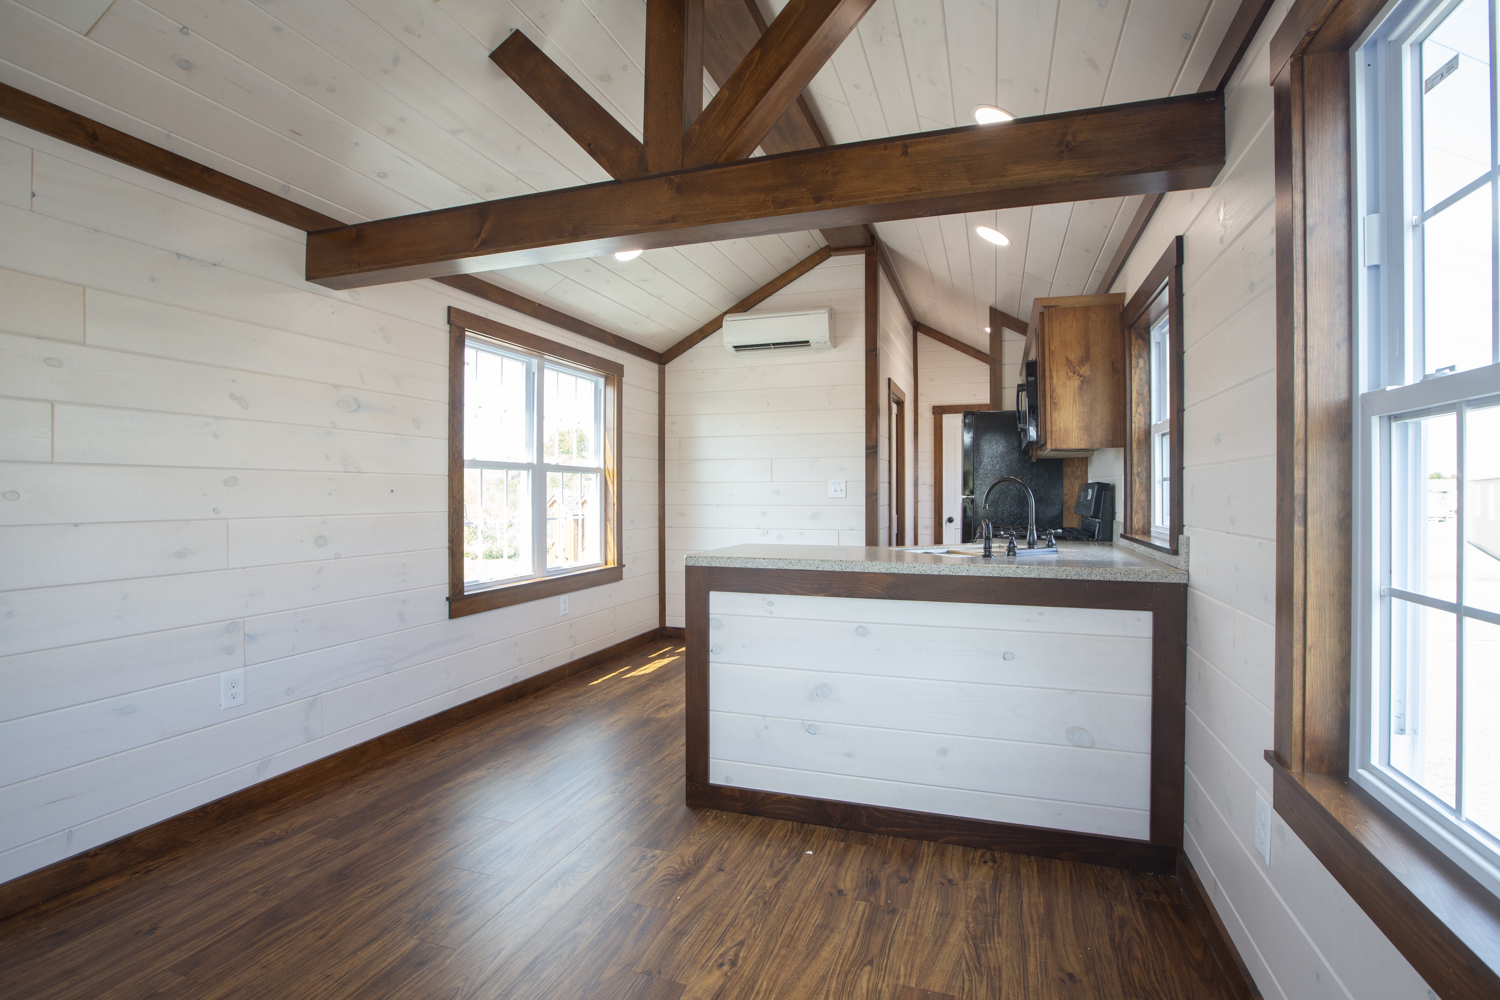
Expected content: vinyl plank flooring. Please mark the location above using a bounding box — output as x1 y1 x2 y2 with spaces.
0 638 1239 1000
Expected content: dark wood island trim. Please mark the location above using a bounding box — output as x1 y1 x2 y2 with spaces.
684 563 1186 873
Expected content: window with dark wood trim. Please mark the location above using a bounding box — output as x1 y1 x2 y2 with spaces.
1268 0 1500 994
1122 237 1184 555
447 307 624 619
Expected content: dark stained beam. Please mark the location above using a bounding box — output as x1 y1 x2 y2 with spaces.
701 0 869 250
992 308 1029 336
490 31 644 180
644 0 705 173
0 81 340 232
916 323 989 365
684 0 877 167
306 92 1226 288
661 244 831 363
435 275 663 364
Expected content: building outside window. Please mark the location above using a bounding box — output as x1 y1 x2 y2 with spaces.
1355 0 1500 895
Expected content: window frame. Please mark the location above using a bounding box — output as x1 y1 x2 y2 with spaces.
1353 0 1500 895
447 307 624 619
1122 236 1185 554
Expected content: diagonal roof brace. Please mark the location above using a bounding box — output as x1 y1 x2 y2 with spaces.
306 91 1225 290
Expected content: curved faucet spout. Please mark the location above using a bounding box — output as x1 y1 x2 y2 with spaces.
981 476 1038 548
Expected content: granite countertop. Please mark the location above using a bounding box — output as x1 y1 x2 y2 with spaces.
683 541 1187 584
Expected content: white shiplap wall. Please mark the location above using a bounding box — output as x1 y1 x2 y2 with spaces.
1107 4 1434 997
0 118 659 884
663 256 866 628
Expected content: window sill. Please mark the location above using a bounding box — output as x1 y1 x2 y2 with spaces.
450 564 623 619
1119 532 1178 556
1265 752 1500 1000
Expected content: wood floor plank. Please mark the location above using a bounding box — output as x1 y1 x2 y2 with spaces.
0 646 1238 1000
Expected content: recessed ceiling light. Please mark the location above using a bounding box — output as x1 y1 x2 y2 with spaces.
984 326 992 333
614 249 643 261
975 226 1010 246
973 105 1014 124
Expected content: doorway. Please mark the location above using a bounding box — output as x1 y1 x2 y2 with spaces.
888 380 906 547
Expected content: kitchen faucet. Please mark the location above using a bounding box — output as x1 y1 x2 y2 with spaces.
981 476 1039 555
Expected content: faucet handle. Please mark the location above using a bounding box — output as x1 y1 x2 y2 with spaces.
1005 533 1018 557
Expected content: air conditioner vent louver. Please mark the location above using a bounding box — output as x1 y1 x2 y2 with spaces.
721 308 832 354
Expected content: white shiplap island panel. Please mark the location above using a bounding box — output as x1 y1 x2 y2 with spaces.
706 592 1153 840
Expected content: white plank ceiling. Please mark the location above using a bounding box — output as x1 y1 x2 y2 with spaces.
0 0 1242 354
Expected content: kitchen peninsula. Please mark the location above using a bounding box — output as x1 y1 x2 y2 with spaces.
684 542 1188 872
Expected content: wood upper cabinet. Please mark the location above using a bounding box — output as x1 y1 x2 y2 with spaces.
1025 293 1126 457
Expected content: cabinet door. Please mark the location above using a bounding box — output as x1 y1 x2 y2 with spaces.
1039 302 1125 452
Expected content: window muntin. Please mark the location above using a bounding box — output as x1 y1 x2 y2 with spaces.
462 337 607 593
1357 0 1500 894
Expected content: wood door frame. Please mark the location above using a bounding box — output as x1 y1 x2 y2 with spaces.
888 379 907 546
1121 236 1185 554
930 403 994 545
684 563 1185 871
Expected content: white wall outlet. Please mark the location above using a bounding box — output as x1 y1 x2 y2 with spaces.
220 669 245 710
559 594 569 616
828 480 846 498
1254 790 1273 865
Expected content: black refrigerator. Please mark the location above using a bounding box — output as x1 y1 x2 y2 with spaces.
960 410 1066 542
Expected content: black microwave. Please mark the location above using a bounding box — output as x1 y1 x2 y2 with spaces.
1014 359 1038 450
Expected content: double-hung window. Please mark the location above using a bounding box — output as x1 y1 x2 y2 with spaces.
1149 314 1172 536
447 308 623 617
1355 0 1500 894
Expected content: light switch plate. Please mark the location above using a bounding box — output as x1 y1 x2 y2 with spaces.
1254 790 1273 865
828 480 846 498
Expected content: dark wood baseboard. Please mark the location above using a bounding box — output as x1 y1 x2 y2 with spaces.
687 781 1178 874
657 626 685 640
1178 849 1264 999
0 627 675 925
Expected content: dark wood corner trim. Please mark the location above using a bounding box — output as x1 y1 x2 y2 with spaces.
0 628 679 925
659 362 668 630
688 781 1178 873
1267 756 1500 1000
450 565 625 619
864 249 880 545
1178 850 1266 999
916 323 990 366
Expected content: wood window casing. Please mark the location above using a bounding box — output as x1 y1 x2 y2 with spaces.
1267 2 1500 996
1122 236 1185 555
447 307 624 619
889 378 907 547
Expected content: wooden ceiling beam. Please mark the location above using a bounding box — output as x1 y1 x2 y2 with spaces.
661 244 832 363
992 309 1029 336
305 92 1226 288
643 0 705 173
490 31 644 180
684 0 877 167
916 323 989 366
701 0 870 250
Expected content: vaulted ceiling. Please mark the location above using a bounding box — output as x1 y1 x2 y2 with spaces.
0 0 1242 354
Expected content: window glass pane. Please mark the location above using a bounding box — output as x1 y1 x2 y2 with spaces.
464 345 532 463
1465 616 1500 835
1390 598 1459 806
464 468 531 586
1391 410 1459 601
1422 184 1494 376
1467 402 1500 615
547 471 601 569
1150 316 1170 424
544 366 602 467
1420 0 1492 211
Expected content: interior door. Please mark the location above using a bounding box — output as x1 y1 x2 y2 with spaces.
942 413 962 544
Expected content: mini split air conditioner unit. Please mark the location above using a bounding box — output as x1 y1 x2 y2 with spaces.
721 307 833 354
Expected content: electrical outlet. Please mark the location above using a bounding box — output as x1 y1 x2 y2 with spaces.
828 480 846 499
1254 790 1273 865
559 594 569 616
220 669 245 710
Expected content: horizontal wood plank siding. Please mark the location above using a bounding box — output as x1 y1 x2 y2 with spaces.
0 120 660 888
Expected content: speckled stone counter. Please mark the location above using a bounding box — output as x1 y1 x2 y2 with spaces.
683 541 1187 584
